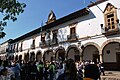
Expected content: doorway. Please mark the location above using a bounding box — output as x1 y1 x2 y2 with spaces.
93 54 100 64
74 55 80 62
116 52 120 70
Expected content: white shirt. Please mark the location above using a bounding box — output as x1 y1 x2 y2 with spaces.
0 75 10 80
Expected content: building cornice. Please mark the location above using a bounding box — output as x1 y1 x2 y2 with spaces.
88 0 108 8
0 39 13 45
11 8 89 43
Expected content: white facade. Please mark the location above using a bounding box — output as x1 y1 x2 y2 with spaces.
1 0 120 70
0 39 12 60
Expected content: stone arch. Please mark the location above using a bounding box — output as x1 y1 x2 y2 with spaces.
83 42 100 52
66 45 80 54
8 55 14 61
101 39 120 50
24 52 29 62
9 55 14 61
11 55 14 61
82 42 100 63
8 56 11 60
15 55 18 61
101 39 120 70
55 46 66 61
19 55 22 61
36 50 42 61
66 44 81 61
30 51 35 61
43 49 54 62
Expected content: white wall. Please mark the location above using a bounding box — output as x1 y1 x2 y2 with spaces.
23 39 32 50
103 42 118 62
35 35 41 48
10 0 120 62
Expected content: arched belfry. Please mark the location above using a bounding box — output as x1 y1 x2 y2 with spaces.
46 10 56 24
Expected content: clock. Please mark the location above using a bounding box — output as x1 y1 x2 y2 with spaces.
49 13 53 20
47 10 56 24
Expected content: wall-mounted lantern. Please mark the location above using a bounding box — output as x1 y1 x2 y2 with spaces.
78 41 81 48
81 45 85 50
100 24 103 28
116 19 119 23
106 50 110 54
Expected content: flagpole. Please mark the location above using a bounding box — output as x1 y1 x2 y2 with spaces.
40 20 43 33
83 0 86 7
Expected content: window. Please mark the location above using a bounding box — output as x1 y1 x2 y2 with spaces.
12 44 15 52
41 33 45 43
20 42 23 52
70 27 76 34
46 31 51 41
8 44 12 53
52 30 58 44
69 22 77 35
15 43 19 52
104 3 118 31
32 39 35 46
68 22 78 40
31 39 35 49
106 13 115 30
53 32 57 40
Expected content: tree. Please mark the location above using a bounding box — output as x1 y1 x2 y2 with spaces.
0 0 26 38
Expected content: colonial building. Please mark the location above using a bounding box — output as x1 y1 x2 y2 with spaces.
0 0 120 70
0 39 12 60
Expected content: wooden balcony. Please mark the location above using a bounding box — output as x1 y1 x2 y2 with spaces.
50 38 58 46
39 41 47 48
67 33 78 41
101 23 120 36
30 44 35 49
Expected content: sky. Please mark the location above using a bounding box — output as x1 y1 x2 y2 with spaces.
0 0 96 43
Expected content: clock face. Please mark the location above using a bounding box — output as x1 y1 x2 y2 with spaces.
49 13 53 20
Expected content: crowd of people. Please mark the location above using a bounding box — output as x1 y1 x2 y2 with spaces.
0 58 105 80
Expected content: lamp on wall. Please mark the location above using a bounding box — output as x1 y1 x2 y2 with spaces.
106 50 110 54
81 45 85 50
78 41 81 48
116 19 119 23
100 24 103 28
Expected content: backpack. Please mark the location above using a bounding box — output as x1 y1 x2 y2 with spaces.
38 64 44 73
49 64 55 73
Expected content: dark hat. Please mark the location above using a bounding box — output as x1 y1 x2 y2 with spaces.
84 64 100 79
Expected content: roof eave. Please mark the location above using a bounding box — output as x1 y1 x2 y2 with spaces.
11 8 89 43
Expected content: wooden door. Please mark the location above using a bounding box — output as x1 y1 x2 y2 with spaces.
116 52 120 70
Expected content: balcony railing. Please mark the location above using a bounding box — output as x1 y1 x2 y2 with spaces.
31 44 35 49
39 38 58 48
67 33 79 41
51 38 58 45
101 23 120 35
39 41 46 48
19 47 22 52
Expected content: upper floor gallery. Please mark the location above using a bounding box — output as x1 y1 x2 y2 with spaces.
0 0 120 54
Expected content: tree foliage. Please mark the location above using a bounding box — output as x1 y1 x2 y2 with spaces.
0 0 26 38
